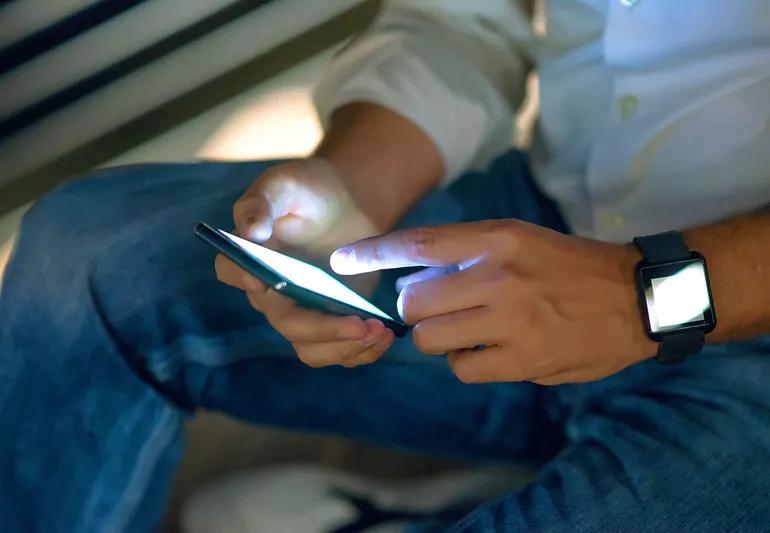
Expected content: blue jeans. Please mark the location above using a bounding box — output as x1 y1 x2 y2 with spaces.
1 151 769 532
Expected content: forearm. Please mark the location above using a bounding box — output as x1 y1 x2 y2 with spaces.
683 208 770 344
314 102 444 232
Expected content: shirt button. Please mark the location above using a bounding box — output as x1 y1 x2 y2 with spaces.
620 0 640 7
620 94 639 120
599 211 625 231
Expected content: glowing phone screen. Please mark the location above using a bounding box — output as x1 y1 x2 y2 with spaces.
220 230 394 321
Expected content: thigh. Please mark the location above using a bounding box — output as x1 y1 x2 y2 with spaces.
445 339 770 532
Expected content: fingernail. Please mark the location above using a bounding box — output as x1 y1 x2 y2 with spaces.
330 248 352 272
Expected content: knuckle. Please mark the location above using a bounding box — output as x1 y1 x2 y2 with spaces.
516 303 539 331
408 227 439 262
295 349 324 368
332 340 364 361
486 219 523 252
412 323 442 354
448 357 481 384
246 292 263 312
232 195 252 220
488 261 523 289
358 352 381 365
369 241 385 264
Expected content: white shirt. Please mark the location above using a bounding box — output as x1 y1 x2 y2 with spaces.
314 0 770 243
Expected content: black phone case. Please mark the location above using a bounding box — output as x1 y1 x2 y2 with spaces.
194 222 409 337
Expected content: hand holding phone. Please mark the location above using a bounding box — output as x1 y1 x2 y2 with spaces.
201 223 406 368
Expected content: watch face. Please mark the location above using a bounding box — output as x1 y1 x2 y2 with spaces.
637 254 716 340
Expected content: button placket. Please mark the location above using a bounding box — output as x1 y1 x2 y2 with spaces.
620 94 639 120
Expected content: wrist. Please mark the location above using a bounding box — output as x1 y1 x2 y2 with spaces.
627 231 719 363
617 243 660 360
314 103 443 230
292 158 379 258
311 151 402 232
307 202 380 260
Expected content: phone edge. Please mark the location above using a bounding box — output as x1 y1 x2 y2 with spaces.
194 222 410 337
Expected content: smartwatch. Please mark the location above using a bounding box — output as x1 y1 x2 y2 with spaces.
632 231 716 365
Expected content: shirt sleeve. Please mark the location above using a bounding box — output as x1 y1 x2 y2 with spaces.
313 0 533 184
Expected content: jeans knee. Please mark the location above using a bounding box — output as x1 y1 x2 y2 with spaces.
12 174 131 289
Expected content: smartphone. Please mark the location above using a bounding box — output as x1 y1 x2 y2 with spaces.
195 222 409 336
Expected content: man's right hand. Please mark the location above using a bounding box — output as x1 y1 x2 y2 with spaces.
214 157 395 368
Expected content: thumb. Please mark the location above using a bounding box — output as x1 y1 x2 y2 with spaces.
234 175 295 242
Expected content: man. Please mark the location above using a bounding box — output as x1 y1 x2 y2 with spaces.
2 0 769 531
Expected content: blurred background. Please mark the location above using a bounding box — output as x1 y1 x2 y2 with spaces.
0 0 378 281
0 1 538 530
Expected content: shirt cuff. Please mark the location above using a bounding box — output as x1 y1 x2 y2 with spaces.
314 37 512 184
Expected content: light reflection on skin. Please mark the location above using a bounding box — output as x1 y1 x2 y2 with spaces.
646 262 710 332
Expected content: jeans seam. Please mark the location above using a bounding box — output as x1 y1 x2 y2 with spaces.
102 405 178 533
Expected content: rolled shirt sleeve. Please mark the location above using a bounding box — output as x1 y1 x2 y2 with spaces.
314 0 533 184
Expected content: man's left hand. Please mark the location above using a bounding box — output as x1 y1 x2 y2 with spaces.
331 220 657 385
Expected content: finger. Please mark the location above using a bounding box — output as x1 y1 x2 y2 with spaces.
531 369 585 386
215 254 268 293
531 364 620 386
342 328 395 367
294 320 387 367
264 305 369 343
253 285 301 313
246 283 298 315
447 346 527 384
233 190 273 242
252 287 358 337
233 175 296 242
412 307 499 355
330 222 500 274
395 266 458 292
396 265 489 324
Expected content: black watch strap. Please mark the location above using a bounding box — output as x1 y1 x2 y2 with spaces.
633 231 704 364
654 330 706 365
632 231 690 263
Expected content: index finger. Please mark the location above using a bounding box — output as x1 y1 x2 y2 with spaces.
330 222 497 275
214 254 268 293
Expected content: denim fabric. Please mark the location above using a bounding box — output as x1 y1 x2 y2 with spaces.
1 151 769 532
